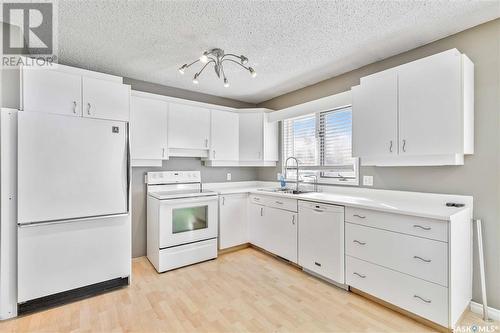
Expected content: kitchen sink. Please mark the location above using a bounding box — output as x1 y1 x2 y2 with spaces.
257 188 314 195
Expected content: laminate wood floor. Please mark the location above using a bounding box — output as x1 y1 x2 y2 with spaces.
0 248 495 332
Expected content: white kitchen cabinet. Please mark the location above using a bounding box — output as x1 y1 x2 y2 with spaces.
345 206 472 329
352 49 473 166
239 110 278 164
168 103 210 154
82 77 130 122
298 201 344 284
130 95 168 165
22 67 82 116
21 64 130 122
248 202 267 250
264 206 297 263
352 70 398 159
209 110 239 161
219 194 248 249
248 194 297 263
398 50 464 156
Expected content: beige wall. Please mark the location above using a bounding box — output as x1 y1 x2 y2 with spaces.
258 19 500 309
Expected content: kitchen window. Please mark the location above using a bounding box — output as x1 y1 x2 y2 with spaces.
282 106 359 185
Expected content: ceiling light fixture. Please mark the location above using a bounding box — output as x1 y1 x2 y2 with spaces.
178 48 256 87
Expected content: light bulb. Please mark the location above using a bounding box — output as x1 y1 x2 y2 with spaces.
224 78 229 88
178 65 186 74
193 74 199 84
200 53 209 63
240 56 248 65
249 67 257 78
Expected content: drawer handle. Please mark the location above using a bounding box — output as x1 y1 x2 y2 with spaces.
413 295 432 303
254 197 260 201
314 262 322 267
353 272 366 278
413 224 431 231
353 240 366 245
275 201 283 205
353 214 366 219
291 215 295 225
413 255 432 263
313 209 324 213
260 207 264 216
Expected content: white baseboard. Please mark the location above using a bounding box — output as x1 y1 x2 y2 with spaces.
470 301 500 321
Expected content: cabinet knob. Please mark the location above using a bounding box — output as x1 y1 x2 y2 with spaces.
389 140 393 153
72 101 77 114
87 102 91 115
291 215 295 225
402 139 407 152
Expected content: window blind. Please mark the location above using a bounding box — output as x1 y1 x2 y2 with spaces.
282 106 357 181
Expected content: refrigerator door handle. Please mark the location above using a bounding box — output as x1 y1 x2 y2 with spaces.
18 213 130 228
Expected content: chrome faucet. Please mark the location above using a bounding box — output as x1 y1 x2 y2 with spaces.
284 157 300 192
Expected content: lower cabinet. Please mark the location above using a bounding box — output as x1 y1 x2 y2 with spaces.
344 207 472 329
248 201 297 263
219 194 248 250
298 201 345 284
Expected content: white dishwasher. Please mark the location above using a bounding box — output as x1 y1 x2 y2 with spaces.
298 201 345 284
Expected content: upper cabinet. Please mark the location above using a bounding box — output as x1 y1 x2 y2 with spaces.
22 68 82 117
208 110 239 162
168 103 210 155
82 77 130 122
21 63 130 122
352 49 474 166
130 94 168 167
239 110 278 165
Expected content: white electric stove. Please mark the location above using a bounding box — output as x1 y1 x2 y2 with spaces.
146 171 218 272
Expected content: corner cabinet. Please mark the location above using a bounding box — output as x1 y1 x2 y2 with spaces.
239 110 278 166
130 94 168 167
352 48 474 166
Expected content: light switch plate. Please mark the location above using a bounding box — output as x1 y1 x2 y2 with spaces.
226 173 232 181
363 175 373 186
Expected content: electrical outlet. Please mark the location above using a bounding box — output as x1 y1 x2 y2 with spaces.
363 175 373 186
226 173 232 181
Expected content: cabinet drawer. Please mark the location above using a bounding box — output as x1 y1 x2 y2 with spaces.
345 207 448 242
346 223 448 286
346 256 448 327
249 194 297 212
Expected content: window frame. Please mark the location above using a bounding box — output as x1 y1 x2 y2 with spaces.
281 105 359 186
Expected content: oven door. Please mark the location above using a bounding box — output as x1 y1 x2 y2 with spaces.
158 196 218 248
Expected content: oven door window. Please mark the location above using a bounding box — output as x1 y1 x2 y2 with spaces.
172 205 208 234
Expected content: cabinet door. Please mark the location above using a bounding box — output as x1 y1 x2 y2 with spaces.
219 194 248 249
22 68 82 116
352 70 398 158
82 77 130 121
239 113 263 161
130 96 168 160
398 49 462 155
263 114 279 161
265 207 298 263
168 103 210 150
248 203 266 249
210 110 239 161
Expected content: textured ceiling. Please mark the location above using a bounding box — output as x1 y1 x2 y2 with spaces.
57 0 500 104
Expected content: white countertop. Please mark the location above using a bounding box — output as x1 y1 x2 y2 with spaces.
204 181 473 220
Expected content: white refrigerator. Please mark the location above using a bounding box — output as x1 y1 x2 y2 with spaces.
17 111 131 309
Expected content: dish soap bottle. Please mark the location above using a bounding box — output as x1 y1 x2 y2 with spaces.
279 174 286 189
